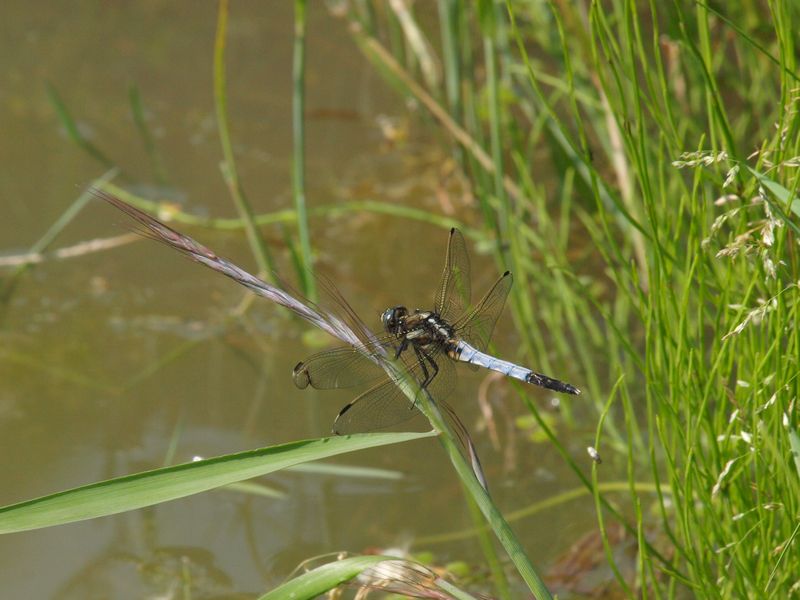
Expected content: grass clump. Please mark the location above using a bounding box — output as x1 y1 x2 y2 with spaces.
344 0 800 596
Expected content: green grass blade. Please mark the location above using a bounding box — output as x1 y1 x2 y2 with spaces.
789 426 800 480
0 431 434 534
223 481 287 499
291 0 316 300
464 490 511 600
27 172 119 256
344 16 525 205
96 181 473 233
747 165 800 218
0 171 118 305
287 462 403 479
438 0 462 124
128 83 169 186
258 556 391 599
45 82 116 169
374 360 554 598
213 0 275 278
258 555 479 600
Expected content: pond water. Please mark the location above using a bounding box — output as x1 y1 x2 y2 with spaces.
0 3 602 597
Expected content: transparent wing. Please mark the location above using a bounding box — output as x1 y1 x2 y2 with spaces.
332 348 457 435
293 336 396 390
271 267 388 353
332 379 421 435
439 399 489 491
434 228 471 322
453 271 513 352
315 271 386 351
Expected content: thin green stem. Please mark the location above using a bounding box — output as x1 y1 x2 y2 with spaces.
45 82 116 171
128 84 169 186
96 181 476 235
214 0 274 278
292 0 317 300
385 361 553 600
1 170 118 307
463 492 511 600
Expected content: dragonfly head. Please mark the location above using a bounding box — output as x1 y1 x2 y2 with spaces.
381 306 408 335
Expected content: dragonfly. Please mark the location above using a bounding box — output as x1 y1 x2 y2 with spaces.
94 189 577 437
293 228 580 435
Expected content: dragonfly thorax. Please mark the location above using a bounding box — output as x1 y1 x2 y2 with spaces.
382 305 456 349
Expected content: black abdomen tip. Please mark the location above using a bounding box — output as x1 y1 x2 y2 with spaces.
526 372 581 395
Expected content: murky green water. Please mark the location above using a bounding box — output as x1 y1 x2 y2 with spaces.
1 3 601 597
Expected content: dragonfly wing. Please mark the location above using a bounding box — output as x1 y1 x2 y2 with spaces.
293 342 393 389
434 228 471 322
272 268 387 353
332 348 457 434
454 271 512 352
332 378 421 435
314 271 387 351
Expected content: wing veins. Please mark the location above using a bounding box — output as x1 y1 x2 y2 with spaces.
293 336 396 389
331 346 456 434
434 228 471 322
452 271 513 352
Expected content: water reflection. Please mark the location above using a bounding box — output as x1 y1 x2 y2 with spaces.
0 2 595 598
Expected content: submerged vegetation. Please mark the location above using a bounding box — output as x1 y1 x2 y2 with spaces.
2 0 800 598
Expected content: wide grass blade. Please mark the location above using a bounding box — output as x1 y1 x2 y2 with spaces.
0 431 434 534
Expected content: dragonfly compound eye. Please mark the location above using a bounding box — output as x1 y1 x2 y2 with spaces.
381 306 407 333
381 308 395 332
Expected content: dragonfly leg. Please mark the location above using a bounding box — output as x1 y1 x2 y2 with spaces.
411 345 430 399
412 345 439 400
422 349 439 389
394 338 408 360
